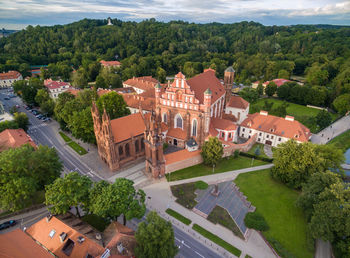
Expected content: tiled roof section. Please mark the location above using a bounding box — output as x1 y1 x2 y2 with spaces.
123 76 159 92
263 78 291 87
0 129 36 151
165 149 201 165
166 127 187 140
241 112 311 142
110 113 146 143
0 70 22 80
26 216 105 258
100 60 121 67
227 95 249 109
187 69 225 104
209 124 219 137
211 118 237 131
115 87 136 94
0 229 52 258
44 79 71 90
221 113 238 122
122 95 155 111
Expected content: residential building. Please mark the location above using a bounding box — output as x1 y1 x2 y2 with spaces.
100 60 121 69
0 128 36 151
123 76 159 94
252 78 291 89
239 110 311 147
0 70 22 88
44 79 72 99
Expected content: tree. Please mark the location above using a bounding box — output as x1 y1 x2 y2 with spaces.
156 67 166 83
135 211 178 258
14 112 29 131
332 93 350 115
316 144 344 172
278 69 289 79
89 178 146 224
95 74 107 88
239 87 259 103
96 91 130 120
271 140 323 189
257 83 264 95
35 89 50 105
71 68 88 88
244 211 269 231
45 172 92 217
40 98 55 116
54 92 75 129
265 82 277 97
316 110 332 129
0 120 19 133
201 137 223 167
69 107 96 143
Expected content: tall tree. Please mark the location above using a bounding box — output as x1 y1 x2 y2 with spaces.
201 137 223 167
135 211 178 258
265 81 277 97
96 91 130 120
13 112 29 131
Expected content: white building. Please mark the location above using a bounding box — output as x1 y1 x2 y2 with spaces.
225 95 249 124
239 110 311 147
0 71 22 88
44 79 72 99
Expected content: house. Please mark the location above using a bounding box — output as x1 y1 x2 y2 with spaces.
239 110 311 147
100 60 121 69
225 95 249 124
0 128 36 152
44 79 72 99
0 70 22 88
26 213 137 258
252 78 291 89
123 76 159 95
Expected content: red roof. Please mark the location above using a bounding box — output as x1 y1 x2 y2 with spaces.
211 118 237 131
263 78 291 87
100 60 121 67
0 229 52 258
241 112 311 142
123 76 159 93
44 79 71 90
122 95 155 112
110 113 146 143
65 88 81 96
0 129 36 151
187 69 225 104
0 70 22 80
227 95 249 109
166 127 187 140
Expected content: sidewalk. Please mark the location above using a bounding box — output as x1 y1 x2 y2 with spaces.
143 164 277 258
0 206 49 225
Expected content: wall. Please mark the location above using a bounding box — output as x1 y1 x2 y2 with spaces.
165 152 203 174
223 134 257 157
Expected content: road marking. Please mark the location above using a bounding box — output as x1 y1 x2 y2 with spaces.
194 251 205 258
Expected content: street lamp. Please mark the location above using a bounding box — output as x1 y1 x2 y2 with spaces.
212 164 215 174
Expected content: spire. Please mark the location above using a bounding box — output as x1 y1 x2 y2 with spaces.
225 66 235 73
204 88 212 95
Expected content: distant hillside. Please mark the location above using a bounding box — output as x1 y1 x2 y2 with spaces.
0 29 19 38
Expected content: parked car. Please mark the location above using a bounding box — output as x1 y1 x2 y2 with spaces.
25 106 31 110
36 114 43 119
4 97 9 100
43 117 51 122
0 220 16 230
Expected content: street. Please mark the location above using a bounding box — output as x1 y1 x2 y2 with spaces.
0 89 222 258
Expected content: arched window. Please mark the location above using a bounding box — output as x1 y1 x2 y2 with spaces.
192 119 197 137
135 139 139 153
175 114 183 129
163 113 167 123
125 143 130 156
119 146 123 156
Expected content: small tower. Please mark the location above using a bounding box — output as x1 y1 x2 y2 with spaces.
203 88 212 141
224 66 235 106
107 17 113 26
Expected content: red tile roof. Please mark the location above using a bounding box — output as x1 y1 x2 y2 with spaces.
187 69 225 104
263 78 291 87
65 88 81 96
165 149 201 165
211 118 237 131
227 95 249 109
123 76 159 93
166 127 187 140
0 70 22 80
100 60 121 67
122 95 155 112
0 229 52 258
0 129 36 151
44 79 71 90
110 113 146 143
241 112 311 142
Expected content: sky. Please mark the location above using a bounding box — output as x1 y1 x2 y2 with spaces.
1 0 350 30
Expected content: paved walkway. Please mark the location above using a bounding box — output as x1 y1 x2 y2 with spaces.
263 145 273 158
145 164 277 258
315 239 332 258
311 115 350 144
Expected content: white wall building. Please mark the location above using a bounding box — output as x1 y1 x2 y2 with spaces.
44 79 72 99
0 71 22 88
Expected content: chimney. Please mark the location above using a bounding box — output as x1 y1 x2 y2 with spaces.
260 110 268 116
77 236 85 244
285 115 294 121
46 214 52 222
96 233 102 240
59 232 67 243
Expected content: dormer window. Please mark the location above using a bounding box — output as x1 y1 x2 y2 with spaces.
295 134 299 138
247 122 251 127
270 128 274 132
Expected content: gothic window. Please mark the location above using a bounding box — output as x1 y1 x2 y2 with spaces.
135 139 139 153
163 113 167 123
125 143 130 156
141 139 145 150
175 114 183 129
221 132 225 138
192 119 197 137
119 146 123 156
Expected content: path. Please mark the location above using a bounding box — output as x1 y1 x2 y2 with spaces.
315 239 332 258
263 145 273 158
311 115 350 144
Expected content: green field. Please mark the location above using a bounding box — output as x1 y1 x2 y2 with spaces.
59 132 88 155
328 129 350 153
235 169 313 258
246 143 270 159
250 98 339 133
166 208 192 225
166 156 267 181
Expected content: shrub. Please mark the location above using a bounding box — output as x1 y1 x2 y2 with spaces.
239 152 273 162
194 181 208 190
233 150 240 158
244 211 269 231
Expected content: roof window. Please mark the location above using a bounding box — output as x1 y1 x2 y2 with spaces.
49 229 56 238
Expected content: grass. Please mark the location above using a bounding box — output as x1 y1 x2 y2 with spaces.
166 208 192 225
171 182 198 209
234 169 313 258
166 156 268 181
207 206 244 239
247 143 270 159
192 223 241 257
81 214 110 231
328 129 350 153
59 131 87 155
250 98 339 133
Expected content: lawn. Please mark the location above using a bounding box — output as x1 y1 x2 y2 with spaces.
81 214 110 231
234 169 313 258
246 143 270 159
166 156 267 181
328 129 350 153
59 131 88 155
192 223 241 257
166 208 192 225
207 206 244 239
250 98 339 133
171 182 198 209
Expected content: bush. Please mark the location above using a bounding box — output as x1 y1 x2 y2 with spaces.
233 150 240 158
194 181 208 190
239 152 273 162
266 237 296 258
244 211 269 231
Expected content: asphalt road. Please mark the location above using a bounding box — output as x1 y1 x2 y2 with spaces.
0 89 222 258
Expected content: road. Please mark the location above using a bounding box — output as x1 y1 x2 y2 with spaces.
0 89 221 258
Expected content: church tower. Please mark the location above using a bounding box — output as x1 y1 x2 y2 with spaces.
224 66 235 106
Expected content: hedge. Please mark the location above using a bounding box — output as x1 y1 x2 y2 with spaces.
239 152 273 162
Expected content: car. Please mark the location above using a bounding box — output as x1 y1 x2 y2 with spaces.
25 106 31 110
36 114 43 119
32 110 39 115
43 117 51 122
40 116 47 120
0 220 16 230
15 105 20 108
4 97 9 100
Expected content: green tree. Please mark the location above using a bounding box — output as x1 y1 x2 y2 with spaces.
156 67 166 83
41 98 55 116
316 110 332 129
257 83 264 96
35 89 50 105
45 172 92 217
278 69 289 79
239 87 259 103
69 107 96 143
332 93 350 115
96 91 130 120
0 120 19 133
95 74 107 88
201 137 223 167
14 112 29 131
265 82 277 97
72 68 88 88
135 211 178 258
54 92 75 129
